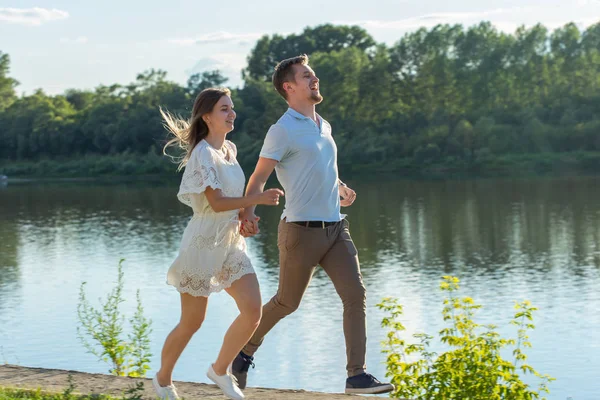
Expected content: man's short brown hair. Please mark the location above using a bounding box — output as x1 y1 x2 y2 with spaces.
272 54 309 99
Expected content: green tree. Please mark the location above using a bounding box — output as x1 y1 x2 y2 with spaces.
0 51 18 112
244 24 376 80
3 20 600 177
187 70 229 97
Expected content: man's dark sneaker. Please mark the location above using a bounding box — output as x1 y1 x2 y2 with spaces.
231 351 255 389
345 372 395 394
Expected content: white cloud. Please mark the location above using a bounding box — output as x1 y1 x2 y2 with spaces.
543 18 599 30
186 53 246 73
184 53 247 86
335 8 529 31
60 36 88 44
0 7 69 26
168 31 263 46
335 6 600 37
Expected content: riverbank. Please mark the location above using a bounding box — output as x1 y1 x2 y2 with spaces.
2 151 600 180
0 365 383 400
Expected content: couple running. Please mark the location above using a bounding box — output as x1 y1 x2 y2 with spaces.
152 54 394 399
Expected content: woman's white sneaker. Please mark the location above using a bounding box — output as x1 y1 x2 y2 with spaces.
207 364 245 399
152 374 180 400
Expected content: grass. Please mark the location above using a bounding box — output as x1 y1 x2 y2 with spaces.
0 388 116 400
0 378 146 400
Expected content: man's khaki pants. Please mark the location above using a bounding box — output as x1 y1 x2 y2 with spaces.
243 218 367 377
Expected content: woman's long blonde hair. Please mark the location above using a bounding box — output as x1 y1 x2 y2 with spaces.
161 87 231 170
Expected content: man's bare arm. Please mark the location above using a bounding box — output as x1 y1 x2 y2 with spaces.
245 157 278 212
240 157 279 235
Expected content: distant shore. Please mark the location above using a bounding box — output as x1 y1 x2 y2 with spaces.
2 151 600 182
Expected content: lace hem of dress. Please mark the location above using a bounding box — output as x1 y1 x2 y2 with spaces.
169 251 254 297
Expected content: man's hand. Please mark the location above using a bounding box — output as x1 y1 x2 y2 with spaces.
339 185 357 207
239 208 260 237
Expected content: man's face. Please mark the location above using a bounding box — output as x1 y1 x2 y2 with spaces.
286 64 323 104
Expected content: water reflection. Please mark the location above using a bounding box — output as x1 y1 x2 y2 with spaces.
0 213 20 316
0 176 599 399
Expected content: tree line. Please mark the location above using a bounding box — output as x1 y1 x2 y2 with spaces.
1 21 600 177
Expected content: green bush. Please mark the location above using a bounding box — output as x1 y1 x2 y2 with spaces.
378 276 554 399
77 259 152 377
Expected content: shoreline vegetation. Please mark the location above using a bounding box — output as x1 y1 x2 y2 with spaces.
1 150 600 181
2 21 600 181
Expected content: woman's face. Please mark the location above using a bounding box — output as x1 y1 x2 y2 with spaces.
206 95 236 135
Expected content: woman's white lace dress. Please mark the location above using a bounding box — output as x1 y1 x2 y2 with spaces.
167 139 254 297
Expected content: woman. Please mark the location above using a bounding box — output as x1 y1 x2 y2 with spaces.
153 88 283 400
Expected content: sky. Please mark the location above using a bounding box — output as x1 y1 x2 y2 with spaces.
1 0 599 95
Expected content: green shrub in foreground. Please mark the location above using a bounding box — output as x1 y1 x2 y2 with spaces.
77 259 152 378
378 276 554 399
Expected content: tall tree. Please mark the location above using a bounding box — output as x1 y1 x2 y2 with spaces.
0 51 18 111
187 70 228 97
244 24 376 81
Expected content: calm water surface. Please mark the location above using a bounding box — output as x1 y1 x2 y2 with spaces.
1 176 599 399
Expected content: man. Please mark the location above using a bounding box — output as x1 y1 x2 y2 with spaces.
234 54 394 395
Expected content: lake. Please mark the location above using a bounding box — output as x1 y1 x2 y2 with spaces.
1 175 599 399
